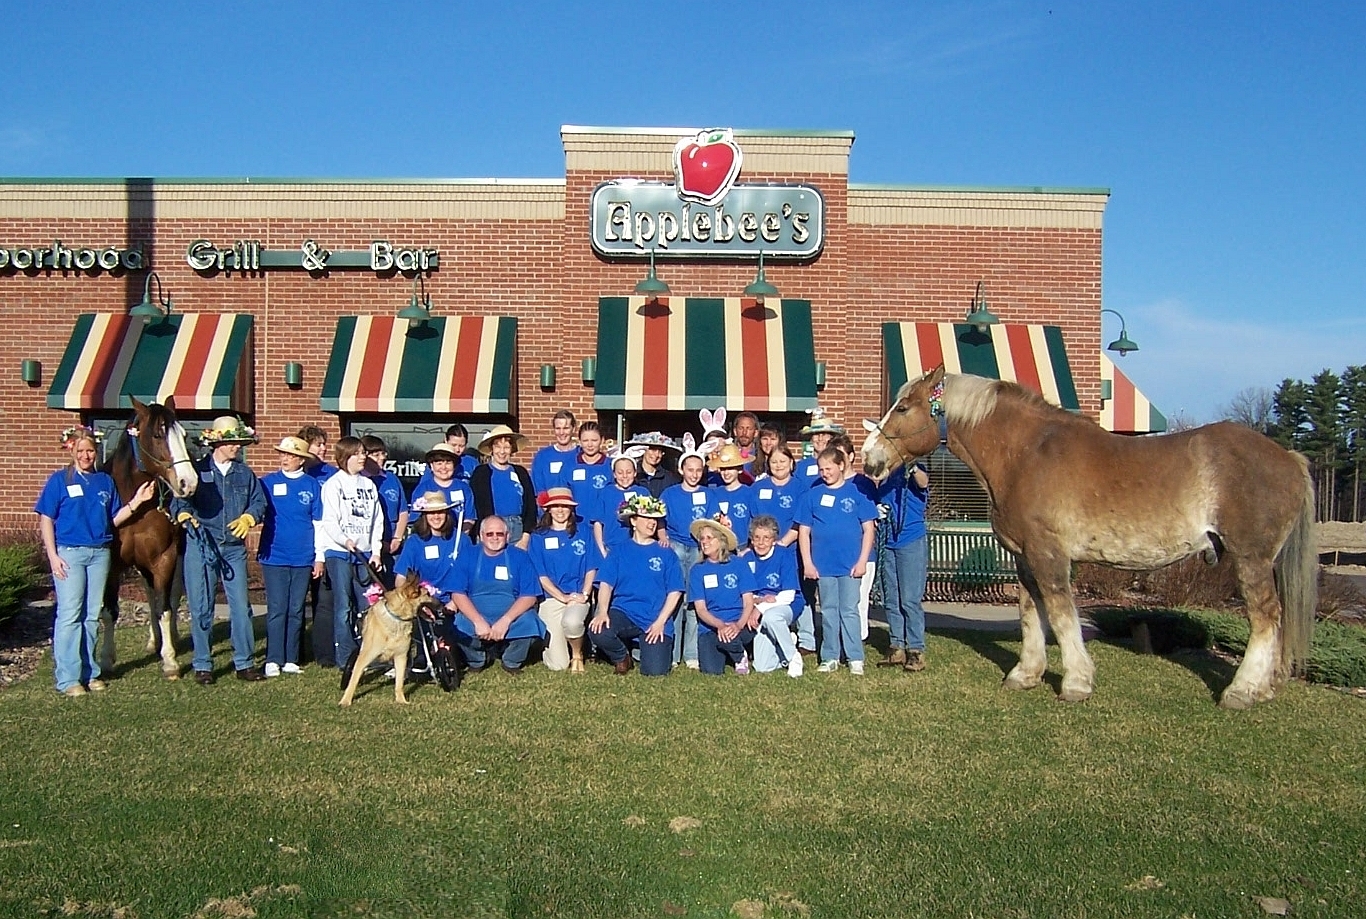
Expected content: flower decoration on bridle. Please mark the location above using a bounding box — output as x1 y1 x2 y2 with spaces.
928 381 946 418
60 425 103 450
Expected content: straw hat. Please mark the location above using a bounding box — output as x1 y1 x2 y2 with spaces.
536 487 577 509
424 442 462 462
620 492 668 519
411 491 455 513
706 442 748 471
273 436 313 458
201 415 258 446
478 424 530 455
690 517 738 554
799 407 844 438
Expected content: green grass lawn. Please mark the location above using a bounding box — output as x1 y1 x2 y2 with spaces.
1 623 1363 918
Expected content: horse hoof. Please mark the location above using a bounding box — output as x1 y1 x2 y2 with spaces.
1057 686 1093 703
1218 689 1256 710
1002 671 1041 691
164 671 180 681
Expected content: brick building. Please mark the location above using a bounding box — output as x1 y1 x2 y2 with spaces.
0 125 1159 529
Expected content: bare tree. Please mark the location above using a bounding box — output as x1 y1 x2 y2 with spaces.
1164 410 1201 433
1220 386 1276 433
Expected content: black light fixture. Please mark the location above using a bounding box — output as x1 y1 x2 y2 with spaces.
398 274 434 323
130 271 173 322
743 250 779 303
1102 308 1139 356
964 281 999 332
634 248 670 300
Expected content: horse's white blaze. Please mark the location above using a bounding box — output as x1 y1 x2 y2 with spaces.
167 422 198 496
860 405 901 480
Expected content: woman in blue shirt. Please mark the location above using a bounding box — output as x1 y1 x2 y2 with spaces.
707 443 756 551
746 514 804 677
527 488 600 672
394 491 466 602
592 454 650 558
470 425 537 549
689 517 758 676
35 426 154 696
258 436 323 677
588 493 683 677
874 461 931 672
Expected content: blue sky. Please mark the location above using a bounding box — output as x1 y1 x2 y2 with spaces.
4 1 1362 423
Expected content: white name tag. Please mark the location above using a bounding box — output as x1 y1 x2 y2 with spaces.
424 544 440 559
495 565 510 581
66 484 84 498
759 488 773 500
718 502 729 513
550 461 563 474
200 472 214 483
748 561 756 572
572 469 586 481
820 494 836 507
805 466 818 476
703 573 719 589
273 483 288 496
544 536 560 550
691 491 707 506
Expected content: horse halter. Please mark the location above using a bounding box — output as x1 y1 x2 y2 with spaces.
869 381 948 470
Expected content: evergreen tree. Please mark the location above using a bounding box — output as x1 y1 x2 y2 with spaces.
1340 366 1366 521
1303 369 1343 520
1270 378 1309 451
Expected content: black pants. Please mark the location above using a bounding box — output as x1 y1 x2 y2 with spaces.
305 571 336 668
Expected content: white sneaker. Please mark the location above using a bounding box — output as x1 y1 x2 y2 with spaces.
281 663 303 675
817 660 839 673
685 660 700 671
848 660 865 676
787 656 804 678
263 663 281 678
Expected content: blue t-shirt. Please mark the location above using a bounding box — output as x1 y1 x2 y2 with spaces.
408 478 474 525
34 468 122 548
795 479 878 575
795 456 824 488
307 461 339 483
711 483 756 547
750 476 804 537
660 483 717 548
689 556 758 632
849 472 878 504
593 483 650 555
365 469 409 539
747 544 804 617
528 526 601 595
567 456 613 508
876 466 930 548
449 545 543 640
530 443 579 493
394 530 465 601
597 538 683 633
486 464 527 517
258 471 321 567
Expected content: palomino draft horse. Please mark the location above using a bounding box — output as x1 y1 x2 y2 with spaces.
862 366 1317 709
99 397 199 678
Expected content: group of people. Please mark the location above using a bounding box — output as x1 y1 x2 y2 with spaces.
35 405 932 694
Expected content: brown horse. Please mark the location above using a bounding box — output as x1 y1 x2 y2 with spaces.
861 366 1317 709
99 397 199 679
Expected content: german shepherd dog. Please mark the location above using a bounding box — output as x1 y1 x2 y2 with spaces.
339 579 431 706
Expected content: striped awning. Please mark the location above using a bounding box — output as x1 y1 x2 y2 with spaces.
882 322 1080 411
594 297 818 412
47 313 254 412
320 315 517 413
1101 354 1166 433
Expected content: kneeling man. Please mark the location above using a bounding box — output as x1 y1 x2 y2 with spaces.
448 515 544 674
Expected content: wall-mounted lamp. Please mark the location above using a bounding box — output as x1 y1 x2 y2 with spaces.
743 250 780 304
1100 379 1114 402
581 357 597 385
635 248 670 301
964 281 999 332
539 363 556 389
815 361 827 389
398 274 434 323
1101 308 1139 356
21 359 41 386
284 361 304 388
129 271 174 323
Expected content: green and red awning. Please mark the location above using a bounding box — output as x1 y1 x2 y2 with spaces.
882 322 1080 411
48 313 254 412
321 315 517 414
1101 354 1166 433
594 297 818 412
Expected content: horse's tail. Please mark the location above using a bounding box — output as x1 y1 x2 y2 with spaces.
1275 452 1317 677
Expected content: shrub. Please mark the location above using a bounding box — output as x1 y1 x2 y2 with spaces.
0 541 41 626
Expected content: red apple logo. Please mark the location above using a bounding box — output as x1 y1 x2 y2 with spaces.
673 128 743 207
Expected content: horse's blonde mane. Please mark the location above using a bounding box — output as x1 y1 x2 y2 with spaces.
941 374 999 429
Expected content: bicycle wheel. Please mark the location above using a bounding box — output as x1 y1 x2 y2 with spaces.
431 644 460 692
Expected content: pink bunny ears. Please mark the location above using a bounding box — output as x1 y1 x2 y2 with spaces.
676 432 722 471
699 407 727 437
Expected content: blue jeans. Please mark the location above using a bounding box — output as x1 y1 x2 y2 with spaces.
263 565 311 667
670 542 700 664
455 634 535 671
751 604 799 672
326 556 373 668
883 537 928 652
698 626 756 675
589 609 673 676
818 575 863 664
52 545 111 692
184 537 255 672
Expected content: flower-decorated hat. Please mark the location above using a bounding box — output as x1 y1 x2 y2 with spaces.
799 407 845 438
706 442 748 471
625 431 681 455
412 491 456 513
536 487 578 509
201 415 258 446
424 442 462 463
60 425 103 450
619 492 668 519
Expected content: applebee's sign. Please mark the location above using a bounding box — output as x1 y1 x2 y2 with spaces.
590 128 824 259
